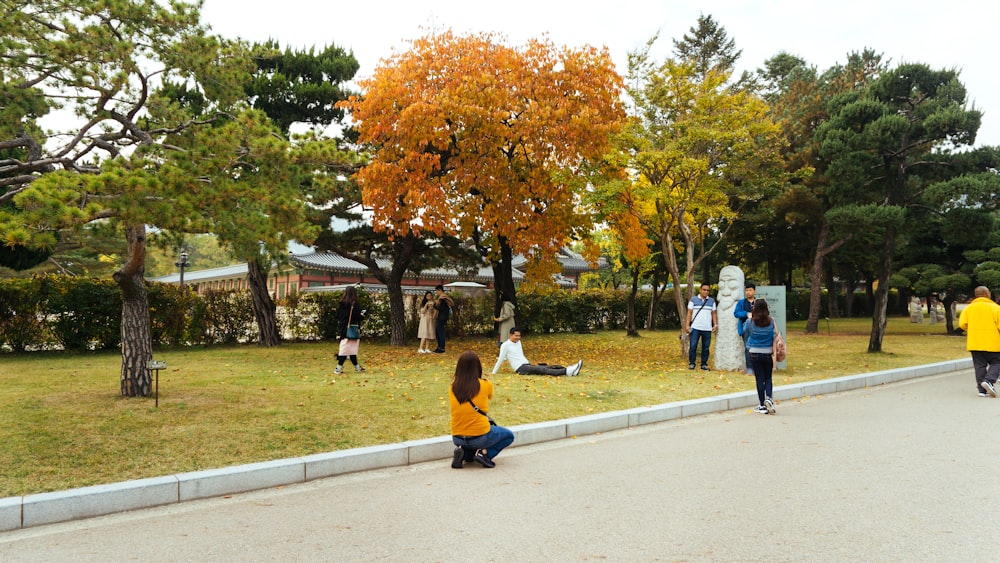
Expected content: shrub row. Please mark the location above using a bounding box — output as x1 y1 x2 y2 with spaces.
0 275 895 353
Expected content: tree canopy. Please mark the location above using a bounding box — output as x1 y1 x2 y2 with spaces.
342 30 624 311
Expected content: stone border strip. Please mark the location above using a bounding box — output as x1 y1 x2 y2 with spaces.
0 358 971 531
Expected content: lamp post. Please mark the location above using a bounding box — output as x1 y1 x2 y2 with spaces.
175 249 190 289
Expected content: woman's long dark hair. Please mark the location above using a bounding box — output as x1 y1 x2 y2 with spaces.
751 299 771 327
341 286 358 304
451 350 483 403
420 291 433 307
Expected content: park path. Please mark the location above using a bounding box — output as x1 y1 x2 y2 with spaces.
1 370 997 562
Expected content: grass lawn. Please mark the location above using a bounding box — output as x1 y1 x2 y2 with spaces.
0 317 967 497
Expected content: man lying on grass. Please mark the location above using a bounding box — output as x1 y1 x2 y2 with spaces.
492 327 583 377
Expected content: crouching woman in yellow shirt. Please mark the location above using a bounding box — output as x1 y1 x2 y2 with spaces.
449 351 515 468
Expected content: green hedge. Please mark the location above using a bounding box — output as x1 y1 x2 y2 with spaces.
0 275 904 353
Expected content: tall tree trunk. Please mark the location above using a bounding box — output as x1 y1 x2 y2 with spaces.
865 276 875 316
386 236 418 346
113 224 153 397
659 233 689 356
844 273 857 318
805 222 851 334
941 294 956 334
493 237 519 329
646 281 661 331
868 227 896 352
626 266 640 337
385 278 407 346
247 258 280 346
825 266 840 318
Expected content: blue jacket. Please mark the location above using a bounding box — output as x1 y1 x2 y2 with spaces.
734 298 754 320
740 317 775 353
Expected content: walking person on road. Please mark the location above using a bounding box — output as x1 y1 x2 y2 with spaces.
958 286 1000 397
449 350 515 469
685 283 718 370
739 299 779 414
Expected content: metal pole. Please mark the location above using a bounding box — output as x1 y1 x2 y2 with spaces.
178 250 188 289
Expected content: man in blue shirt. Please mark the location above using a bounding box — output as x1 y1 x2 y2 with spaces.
734 282 756 375
685 283 717 370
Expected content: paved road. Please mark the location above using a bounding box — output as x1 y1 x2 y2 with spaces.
2 370 998 562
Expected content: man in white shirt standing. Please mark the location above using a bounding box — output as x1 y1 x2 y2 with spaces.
493 328 583 376
685 283 718 371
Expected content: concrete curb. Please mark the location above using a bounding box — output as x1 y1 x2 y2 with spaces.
0 358 972 531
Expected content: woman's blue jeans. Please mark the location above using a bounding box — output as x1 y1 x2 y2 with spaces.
749 352 774 405
452 425 515 460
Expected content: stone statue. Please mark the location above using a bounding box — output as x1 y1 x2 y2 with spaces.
928 295 939 324
909 297 924 323
714 265 745 371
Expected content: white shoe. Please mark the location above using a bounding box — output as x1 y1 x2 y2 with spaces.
334 365 343 375
568 360 583 376
764 397 775 414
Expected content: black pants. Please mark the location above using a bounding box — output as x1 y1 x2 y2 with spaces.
971 350 1000 393
516 363 567 376
435 319 447 351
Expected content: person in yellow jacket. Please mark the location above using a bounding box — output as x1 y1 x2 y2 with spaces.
958 286 1000 397
449 351 515 468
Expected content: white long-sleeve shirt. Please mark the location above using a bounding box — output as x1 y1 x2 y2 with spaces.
493 339 530 373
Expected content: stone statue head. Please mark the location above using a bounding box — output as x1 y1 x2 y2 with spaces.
717 265 744 311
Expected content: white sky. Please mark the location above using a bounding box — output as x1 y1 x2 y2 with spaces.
201 0 999 147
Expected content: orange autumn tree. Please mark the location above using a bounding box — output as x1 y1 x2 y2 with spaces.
342 31 624 322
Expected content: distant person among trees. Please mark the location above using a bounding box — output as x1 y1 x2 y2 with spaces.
493 328 583 376
449 350 515 469
335 286 365 374
685 283 718 370
416 291 436 354
739 299 779 414
433 285 455 354
734 281 757 375
957 286 1000 397
494 291 516 347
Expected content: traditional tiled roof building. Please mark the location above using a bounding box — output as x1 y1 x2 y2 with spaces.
148 248 598 297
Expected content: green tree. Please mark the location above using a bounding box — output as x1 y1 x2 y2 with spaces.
818 63 986 352
672 13 752 88
241 41 360 345
0 0 250 395
245 40 360 135
618 34 783 346
753 50 886 333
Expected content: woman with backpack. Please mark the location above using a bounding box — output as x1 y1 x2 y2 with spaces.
738 299 782 415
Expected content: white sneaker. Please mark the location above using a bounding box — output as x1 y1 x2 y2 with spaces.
567 360 582 376
981 380 997 397
764 397 775 414
752 405 768 414
334 365 343 375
